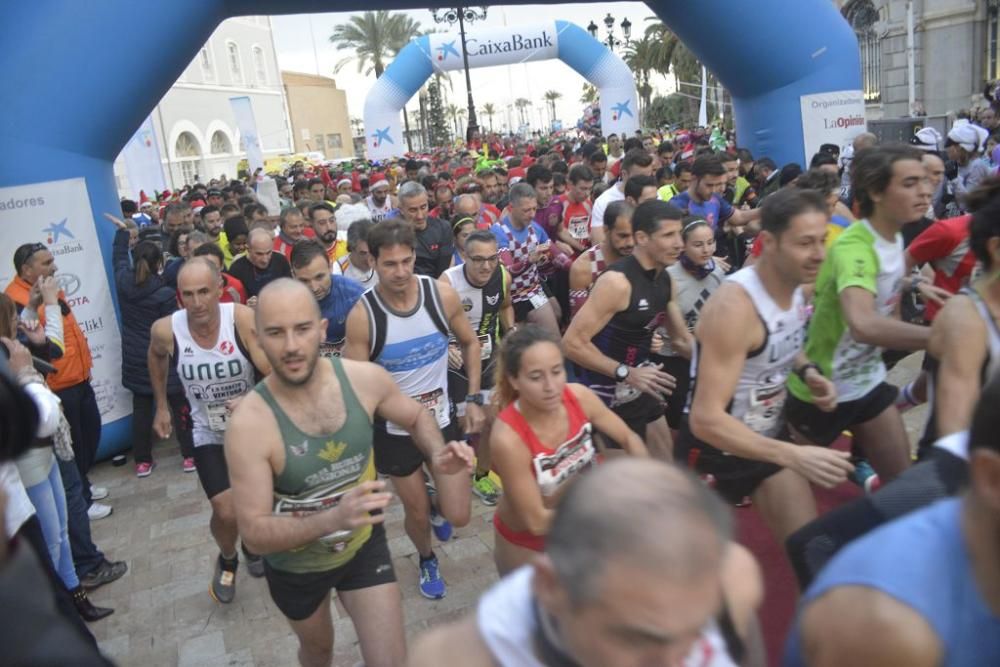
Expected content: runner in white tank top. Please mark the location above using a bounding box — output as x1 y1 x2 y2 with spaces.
678 189 850 546
148 258 270 605
343 219 485 601
172 303 256 446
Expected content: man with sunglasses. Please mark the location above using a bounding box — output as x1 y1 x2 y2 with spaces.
441 230 514 506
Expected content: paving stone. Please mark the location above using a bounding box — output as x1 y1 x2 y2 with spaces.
178 630 226 667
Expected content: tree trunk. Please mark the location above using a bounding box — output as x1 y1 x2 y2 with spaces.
403 107 413 153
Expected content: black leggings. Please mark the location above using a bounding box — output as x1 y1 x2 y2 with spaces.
131 393 194 463
785 447 968 589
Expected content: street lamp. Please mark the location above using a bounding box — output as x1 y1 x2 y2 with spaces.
587 13 631 51
431 6 487 145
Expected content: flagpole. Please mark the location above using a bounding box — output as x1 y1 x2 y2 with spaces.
698 65 708 128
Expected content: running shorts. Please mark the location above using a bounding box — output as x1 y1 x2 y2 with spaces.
784 381 897 447
373 420 460 477
193 444 230 500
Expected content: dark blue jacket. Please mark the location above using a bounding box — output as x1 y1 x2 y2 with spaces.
113 229 181 395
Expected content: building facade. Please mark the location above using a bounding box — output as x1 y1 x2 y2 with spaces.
840 0 997 120
114 16 293 196
282 71 354 160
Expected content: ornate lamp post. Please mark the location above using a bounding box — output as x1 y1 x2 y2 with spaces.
587 13 631 51
431 6 488 144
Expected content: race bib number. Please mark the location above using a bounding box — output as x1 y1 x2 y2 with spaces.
568 216 589 240
529 291 549 310
478 333 493 361
533 423 597 497
743 384 786 436
273 490 354 552
388 388 448 436
206 401 231 432
319 341 343 358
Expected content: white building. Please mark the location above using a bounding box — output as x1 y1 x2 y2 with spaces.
114 16 293 196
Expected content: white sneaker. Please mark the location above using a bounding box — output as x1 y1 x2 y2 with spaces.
87 503 113 521
90 485 109 501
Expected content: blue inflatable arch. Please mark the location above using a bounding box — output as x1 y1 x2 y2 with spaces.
364 20 640 159
0 0 861 457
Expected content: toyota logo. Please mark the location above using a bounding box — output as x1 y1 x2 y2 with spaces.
57 273 81 296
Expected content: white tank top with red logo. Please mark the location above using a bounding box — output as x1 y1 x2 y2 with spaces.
172 303 255 446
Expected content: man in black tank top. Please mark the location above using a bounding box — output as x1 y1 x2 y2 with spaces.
564 200 691 459
226 279 475 667
407 459 765 667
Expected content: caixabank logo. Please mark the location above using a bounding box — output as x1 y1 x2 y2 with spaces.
42 218 84 256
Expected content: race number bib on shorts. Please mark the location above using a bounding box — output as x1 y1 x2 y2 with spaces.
273 490 355 552
206 401 231 432
742 384 786 437
478 333 493 360
533 423 597 497
387 387 448 436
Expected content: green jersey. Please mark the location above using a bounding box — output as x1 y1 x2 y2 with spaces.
788 220 904 403
256 357 377 573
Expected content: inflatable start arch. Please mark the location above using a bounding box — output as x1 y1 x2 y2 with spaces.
364 20 640 159
0 0 862 458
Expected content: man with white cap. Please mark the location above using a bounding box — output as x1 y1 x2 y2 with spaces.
366 173 395 222
336 178 354 198
945 123 991 211
910 127 947 219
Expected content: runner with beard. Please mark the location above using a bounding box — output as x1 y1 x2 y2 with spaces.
226 279 474 667
365 174 394 222
568 201 634 317
564 200 690 460
290 241 365 358
309 203 348 262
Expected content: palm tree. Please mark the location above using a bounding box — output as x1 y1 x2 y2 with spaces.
543 91 562 129
446 104 466 140
623 36 658 123
643 20 713 125
331 11 426 151
580 83 598 105
330 11 412 78
482 103 496 133
514 98 531 127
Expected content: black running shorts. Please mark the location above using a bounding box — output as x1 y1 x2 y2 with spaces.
263 524 396 621
784 381 898 447
674 419 783 504
193 444 230 500
372 420 460 477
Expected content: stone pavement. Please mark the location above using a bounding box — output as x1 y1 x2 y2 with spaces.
87 446 501 667
86 354 926 666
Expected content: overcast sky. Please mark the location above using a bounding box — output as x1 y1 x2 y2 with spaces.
269 4 675 133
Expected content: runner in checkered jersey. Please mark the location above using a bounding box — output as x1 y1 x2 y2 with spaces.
489 182 571 338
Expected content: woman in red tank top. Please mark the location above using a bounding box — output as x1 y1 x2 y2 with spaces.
490 325 648 575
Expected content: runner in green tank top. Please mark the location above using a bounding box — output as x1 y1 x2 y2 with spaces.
225 279 475 667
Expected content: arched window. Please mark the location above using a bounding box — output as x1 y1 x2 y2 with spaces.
210 130 232 154
227 41 243 85
252 45 267 85
175 132 202 185
199 47 214 81
844 0 882 104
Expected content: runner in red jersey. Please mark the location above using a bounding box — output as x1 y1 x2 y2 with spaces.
558 164 596 254
489 325 646 575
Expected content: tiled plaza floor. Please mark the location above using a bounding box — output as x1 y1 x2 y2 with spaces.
87 355 926 666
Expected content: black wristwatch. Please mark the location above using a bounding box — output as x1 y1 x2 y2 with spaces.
795 362 822 382
614 363 630 382
465 393 485 406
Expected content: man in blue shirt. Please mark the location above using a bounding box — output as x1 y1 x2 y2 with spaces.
784 375 1000 667
670 153 760 232
289 239 365 357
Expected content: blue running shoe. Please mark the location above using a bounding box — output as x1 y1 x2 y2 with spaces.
849 459 879 493
418 555 446 599
426 484 453 541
